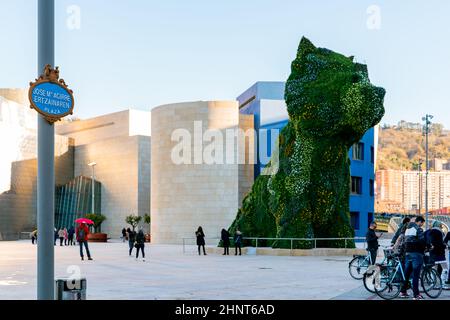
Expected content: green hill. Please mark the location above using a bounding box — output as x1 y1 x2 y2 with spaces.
377 122 450 170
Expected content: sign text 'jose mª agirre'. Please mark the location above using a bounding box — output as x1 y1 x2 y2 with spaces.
29 64 74 123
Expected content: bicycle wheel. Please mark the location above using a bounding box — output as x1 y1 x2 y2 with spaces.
363 270 377 293
349 256 368 280
374 266 401 300
421 267 443 299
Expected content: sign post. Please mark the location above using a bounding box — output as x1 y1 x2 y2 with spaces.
32 0 74 300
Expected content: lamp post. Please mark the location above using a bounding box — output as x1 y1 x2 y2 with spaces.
422 114 433 229
88 162 97 213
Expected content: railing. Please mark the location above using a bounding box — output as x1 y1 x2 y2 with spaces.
182 236 367 255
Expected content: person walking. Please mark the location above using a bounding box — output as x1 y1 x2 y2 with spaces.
121 228 127 243
392 217 411 246
54 228 58 246
135 228 146 262
58 228 65 246
31 230 37 245
195 226 207 256
221 228 230 255
76 223 93 261
68 226 75 246
63 228 68 246
127 228 136 256
234 229 242 256
366 221 380 265
400 216 426 300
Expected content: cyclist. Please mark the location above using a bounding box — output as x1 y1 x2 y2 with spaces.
391 217 411 246
400 216 426 300
444 231 450 287
366 221 380 265
425 226 448 288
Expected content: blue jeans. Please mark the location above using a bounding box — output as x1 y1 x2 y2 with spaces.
402 253 423 297
79 241 91 258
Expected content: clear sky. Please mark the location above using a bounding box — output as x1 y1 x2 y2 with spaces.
1 0 450 127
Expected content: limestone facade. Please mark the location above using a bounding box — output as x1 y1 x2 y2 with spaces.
151 101 254 244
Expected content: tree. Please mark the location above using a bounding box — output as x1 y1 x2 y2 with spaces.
143 213 151 235
125 215 142 231
85 213 107 233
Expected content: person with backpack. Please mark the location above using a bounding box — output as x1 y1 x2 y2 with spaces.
400 216 426 300
221 228 230 255
135 228 146 262
127 228 136 256
392 217 411 246
234 229 243 256
195 226 207 256
76 223 93 261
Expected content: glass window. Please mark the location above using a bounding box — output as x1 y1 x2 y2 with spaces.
353 142 364 160
368 212 374 226
370 146 374 164
350 212 360 230
351 176 362 195
369 179 374 197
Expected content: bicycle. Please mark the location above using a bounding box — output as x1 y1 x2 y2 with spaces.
349 246 389 280
373 253 442 300
363 247 396 293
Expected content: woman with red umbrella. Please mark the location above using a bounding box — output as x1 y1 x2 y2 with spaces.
75 218 94 261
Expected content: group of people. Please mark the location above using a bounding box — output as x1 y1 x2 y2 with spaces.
121 227 146 261
54 227 76 246
31 223 93 261
366 216 450 300
195 226 243 256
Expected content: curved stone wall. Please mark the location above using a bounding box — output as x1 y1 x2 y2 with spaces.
151 101 242 244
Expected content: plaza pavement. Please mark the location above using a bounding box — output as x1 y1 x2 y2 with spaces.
0 240 449 300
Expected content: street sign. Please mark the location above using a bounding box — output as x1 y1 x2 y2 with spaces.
29 64 74 123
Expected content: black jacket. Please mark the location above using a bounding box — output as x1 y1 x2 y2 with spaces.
404 222 426 254
234 232 242 245
136 231 145 245
424 228 445 257
366 228 379 250
196 231 205 246
221 230 230 246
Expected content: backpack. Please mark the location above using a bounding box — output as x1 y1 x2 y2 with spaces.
393 233 405 256
78 227 85 241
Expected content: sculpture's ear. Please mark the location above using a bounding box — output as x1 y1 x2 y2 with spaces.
296 36 317 59
355 63 369 77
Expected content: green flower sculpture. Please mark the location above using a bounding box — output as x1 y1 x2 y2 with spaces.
229 37 385 249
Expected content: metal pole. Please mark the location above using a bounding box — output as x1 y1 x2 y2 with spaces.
423 114 433 229
37 0 55 300
426 119 428 229
92 165 95 213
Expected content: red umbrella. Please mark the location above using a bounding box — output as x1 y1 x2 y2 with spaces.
75 218 94 225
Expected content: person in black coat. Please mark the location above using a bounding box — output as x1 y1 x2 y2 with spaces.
366 221 380 265
135 228 146 261
196 226 206 256
68 226 75 246
424 227 447 278
221 229 230 255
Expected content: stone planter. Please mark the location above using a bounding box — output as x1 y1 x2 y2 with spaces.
87 233 107 242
